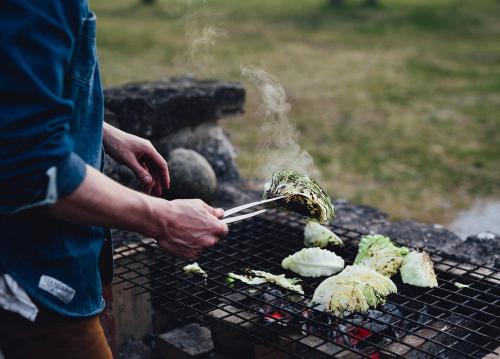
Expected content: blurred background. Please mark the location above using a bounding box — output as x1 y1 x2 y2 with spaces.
91 0 500 235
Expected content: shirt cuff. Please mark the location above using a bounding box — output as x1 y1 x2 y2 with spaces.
56 152 87 200
0 152 87 214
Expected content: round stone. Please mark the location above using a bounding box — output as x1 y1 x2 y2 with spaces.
167 148 217 202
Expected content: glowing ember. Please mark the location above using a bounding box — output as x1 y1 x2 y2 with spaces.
347 326 373 346
264 311 286 323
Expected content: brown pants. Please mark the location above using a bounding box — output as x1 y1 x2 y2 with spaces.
0 306 112 359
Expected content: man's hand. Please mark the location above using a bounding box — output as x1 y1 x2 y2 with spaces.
150 199 228 259
48 166 228 259
103 123 170 196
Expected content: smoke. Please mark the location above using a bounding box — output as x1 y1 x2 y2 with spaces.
173 0 226 74
240 66 320 180
170 1 318 180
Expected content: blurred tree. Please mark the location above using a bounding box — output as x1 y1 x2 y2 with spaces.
141 0 155 4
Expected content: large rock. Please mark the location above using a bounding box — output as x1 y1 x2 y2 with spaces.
378 220 462 253
104 77 245 139
448 232 500 269
332 199 390 233
157 123 239 182
167 148 217 202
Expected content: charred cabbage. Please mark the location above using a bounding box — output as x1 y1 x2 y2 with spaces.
263 170 335 224
311 278 369 316
354 234 409 277
400 251 438 288
311 264 397 316
281 247 345 277
338 265 397 307
304 221 343 248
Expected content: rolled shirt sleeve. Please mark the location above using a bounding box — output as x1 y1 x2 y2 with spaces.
0 1 86 213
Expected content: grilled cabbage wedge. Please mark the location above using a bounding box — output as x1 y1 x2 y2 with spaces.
312 279 369 316
400 251 438 288
311 264 397 316
263 170 335 224
339 265 397 307
281 247 345 277
304 221 343 248
354 234 409 277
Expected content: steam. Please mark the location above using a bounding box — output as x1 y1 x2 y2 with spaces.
173 0 226 74
241 66 319 180
171 1 319 180
187 23 227 61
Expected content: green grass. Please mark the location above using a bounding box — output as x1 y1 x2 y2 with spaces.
91 0 500 224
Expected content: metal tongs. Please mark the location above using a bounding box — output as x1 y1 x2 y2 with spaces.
221 196 285 224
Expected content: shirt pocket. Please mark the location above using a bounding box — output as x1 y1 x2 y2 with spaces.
71 13 97 87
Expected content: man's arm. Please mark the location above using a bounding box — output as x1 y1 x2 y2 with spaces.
0 1 227 258
0 1 86 213
48 166 228 259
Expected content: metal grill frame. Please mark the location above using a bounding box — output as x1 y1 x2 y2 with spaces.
113 210 500 358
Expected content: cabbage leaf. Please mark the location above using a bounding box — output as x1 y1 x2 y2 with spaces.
281 247 345 277
400 251 438 288
227 270 304 294
304 221 343 248
227 273 267 285
250 270 304 294
183 263 207 278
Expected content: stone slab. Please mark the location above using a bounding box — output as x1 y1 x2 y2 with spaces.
105 77 245 139
157 323 213 359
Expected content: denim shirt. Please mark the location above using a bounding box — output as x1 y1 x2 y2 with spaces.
0 1 106 316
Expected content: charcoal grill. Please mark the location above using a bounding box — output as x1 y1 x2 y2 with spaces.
113 209 500 358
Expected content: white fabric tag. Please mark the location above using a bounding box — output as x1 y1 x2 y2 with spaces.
38 275 75 304
0 274 39 322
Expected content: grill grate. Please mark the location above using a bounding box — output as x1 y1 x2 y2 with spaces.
113 210 500 358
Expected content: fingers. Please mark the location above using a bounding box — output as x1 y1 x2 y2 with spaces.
200 201 225 219
140 161 156 195
159 161 170 190
152 178 162 197
128 157 154 193
145 147 171 191
194 200 228 235
213 221 229 236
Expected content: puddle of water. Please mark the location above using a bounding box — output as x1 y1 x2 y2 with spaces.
448 199 500 239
